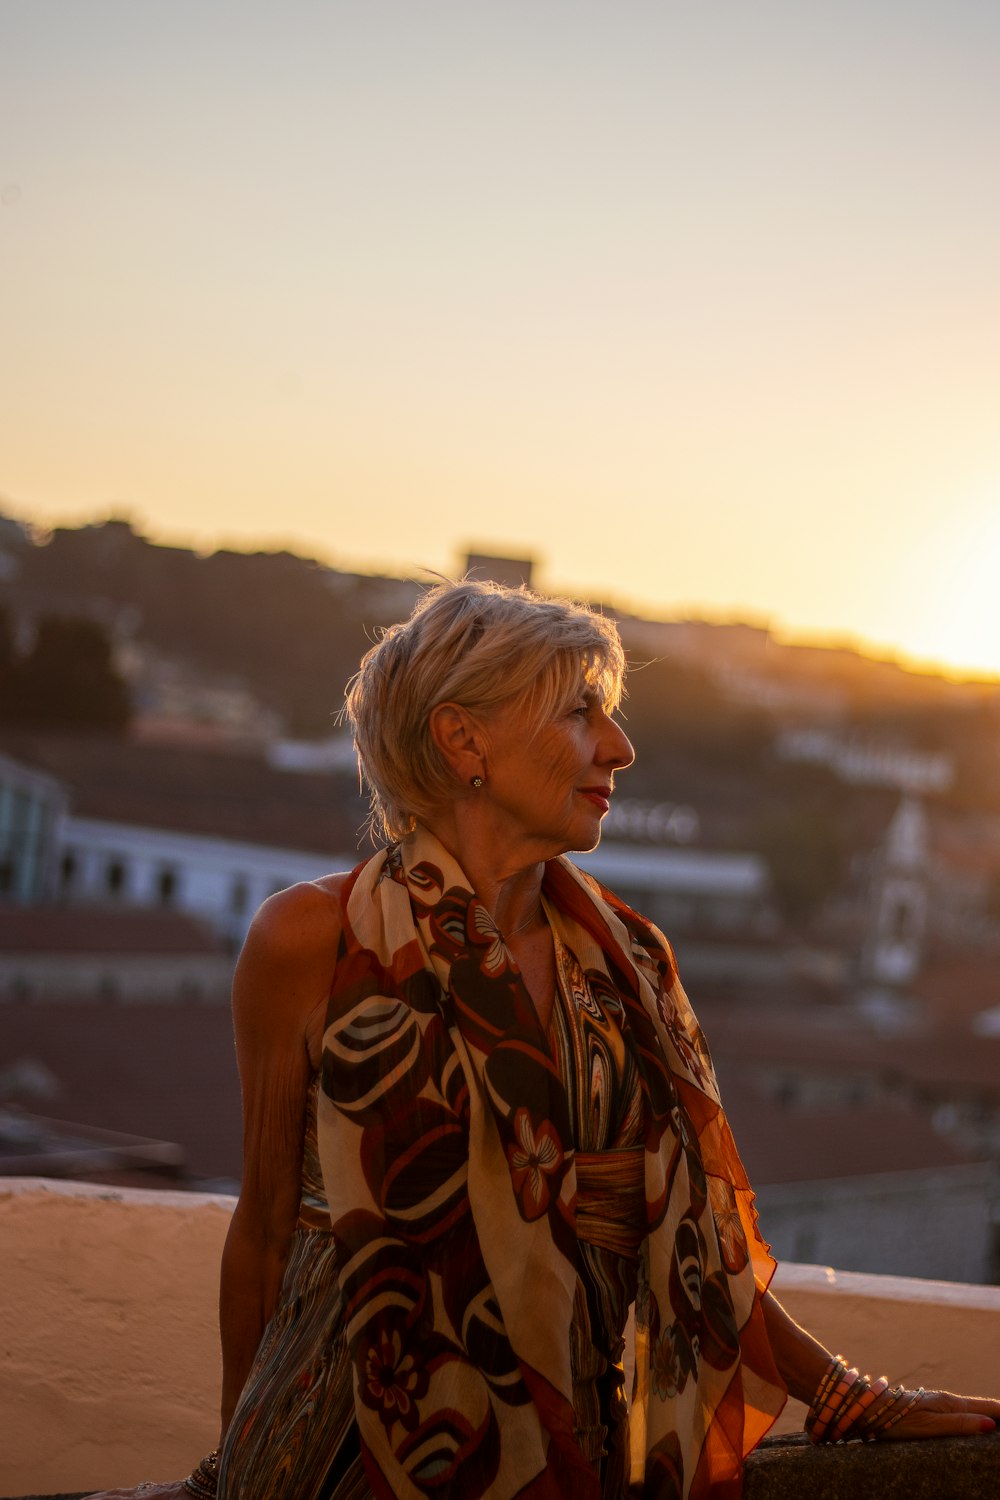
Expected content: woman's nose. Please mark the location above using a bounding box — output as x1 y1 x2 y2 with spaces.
602 715 635 770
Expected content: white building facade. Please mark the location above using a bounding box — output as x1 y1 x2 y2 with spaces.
0 752 69 903
57 816 354 949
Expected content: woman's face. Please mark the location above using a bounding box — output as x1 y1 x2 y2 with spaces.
479 684 635 856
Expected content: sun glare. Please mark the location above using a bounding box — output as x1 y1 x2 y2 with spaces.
892 495 1000 680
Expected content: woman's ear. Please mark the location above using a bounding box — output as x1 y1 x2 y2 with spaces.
428 702 487 784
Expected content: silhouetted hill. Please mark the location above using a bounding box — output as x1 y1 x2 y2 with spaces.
2 515 420 734
4 509 1000 835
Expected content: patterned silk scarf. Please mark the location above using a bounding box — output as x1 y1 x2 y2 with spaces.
318 827 785 1500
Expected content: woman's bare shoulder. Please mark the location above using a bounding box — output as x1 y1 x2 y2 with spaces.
243 873 351 967
233 877 354 1054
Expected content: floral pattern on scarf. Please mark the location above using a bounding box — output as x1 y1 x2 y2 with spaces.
319 828 785 1499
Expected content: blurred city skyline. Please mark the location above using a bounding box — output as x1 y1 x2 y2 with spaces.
3 1 999 678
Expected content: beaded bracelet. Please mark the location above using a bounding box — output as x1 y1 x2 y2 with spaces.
805 1355 847 1438
828 1373 875 1443
853 1383 907 1441
183 1449 220 1499
834 1374 891 1443
806 1361 862 1443
875 1387 926 1437
806 1356 927 1445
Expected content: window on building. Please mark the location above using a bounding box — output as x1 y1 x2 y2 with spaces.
157 867 177 906
889 897 913 943
106 859 126 897
230 878 248 915
0 858 13 895
9 789 31 835
60 851 77 890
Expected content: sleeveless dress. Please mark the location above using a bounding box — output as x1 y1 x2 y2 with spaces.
217 1074 368 1499
218 929 645 1499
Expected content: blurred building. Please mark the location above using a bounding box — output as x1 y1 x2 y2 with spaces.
0 1106 186 1186
463 550 535 588
0 751 69 902
0 733 364 950
0 905 232 1003
56 815 339 952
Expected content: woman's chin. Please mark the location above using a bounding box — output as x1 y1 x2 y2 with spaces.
566 821 604 856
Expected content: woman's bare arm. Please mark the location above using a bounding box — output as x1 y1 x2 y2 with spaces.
762 1288 1000 1439
760 1288 835 1405
217 878 344 1437
81 883 345 1500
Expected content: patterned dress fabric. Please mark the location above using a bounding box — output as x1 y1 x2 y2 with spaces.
217 1076 369 1500
218 912 654 1498
319 827 786 1500
547 930 644 1492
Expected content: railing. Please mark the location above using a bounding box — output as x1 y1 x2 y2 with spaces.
3 1177 999 1496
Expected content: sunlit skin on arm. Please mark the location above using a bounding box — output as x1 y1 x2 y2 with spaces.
81 878 347 1500
217 877 345 1438
761 1289 1000 1439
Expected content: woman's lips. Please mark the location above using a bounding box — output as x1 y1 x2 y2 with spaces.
579 787 611 813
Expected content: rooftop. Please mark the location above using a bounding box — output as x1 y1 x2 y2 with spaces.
0 906 224 955
0 730 369 857
0 1000 240 1184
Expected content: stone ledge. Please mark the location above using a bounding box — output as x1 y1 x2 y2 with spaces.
9 1435 1000 1500
744 1431 1000 1499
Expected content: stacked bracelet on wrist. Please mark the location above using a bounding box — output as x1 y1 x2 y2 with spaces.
183 1449 220 1498
805 1355 925 1444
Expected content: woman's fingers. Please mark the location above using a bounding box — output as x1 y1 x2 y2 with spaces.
881 1389 1000 1441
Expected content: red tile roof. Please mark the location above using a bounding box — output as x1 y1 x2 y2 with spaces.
716 1074 983 1186
0 1000 242 1181
0 731 369 857
0 906 225 954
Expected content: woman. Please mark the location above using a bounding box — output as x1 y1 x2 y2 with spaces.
101 581 999 1500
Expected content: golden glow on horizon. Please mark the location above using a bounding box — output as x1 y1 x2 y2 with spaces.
3 5 999 681
876 488 1000 681
5 490 1000 688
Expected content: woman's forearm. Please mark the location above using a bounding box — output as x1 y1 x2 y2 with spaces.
761 1288 831 1406
217 1205 290 1438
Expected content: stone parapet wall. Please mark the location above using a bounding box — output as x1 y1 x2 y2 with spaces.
768 1259 1000 1437
2 1178 999 1495
745 1431 1000 1498
2 1178 228 1494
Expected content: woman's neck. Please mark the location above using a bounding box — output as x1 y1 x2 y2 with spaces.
416 815 548 939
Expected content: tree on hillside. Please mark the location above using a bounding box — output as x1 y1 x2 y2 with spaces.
0 605 16 696
1 615 131 732
752 798 846 925
15 520 413 736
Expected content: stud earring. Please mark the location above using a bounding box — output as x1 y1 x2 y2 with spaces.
471 775 484 789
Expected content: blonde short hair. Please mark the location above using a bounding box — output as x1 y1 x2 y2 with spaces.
344 579 626 842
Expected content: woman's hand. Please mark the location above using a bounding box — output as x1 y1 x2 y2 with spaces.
879 1388 1000 1441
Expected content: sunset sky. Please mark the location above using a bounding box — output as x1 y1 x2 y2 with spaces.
2 2 999 676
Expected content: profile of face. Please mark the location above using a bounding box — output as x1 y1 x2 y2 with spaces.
476 683 635 856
